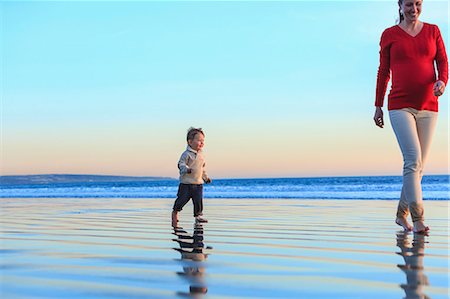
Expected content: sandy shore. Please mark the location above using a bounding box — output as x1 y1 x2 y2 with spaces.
1 198 449 298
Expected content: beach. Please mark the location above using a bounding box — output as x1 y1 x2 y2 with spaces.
1 198 449 298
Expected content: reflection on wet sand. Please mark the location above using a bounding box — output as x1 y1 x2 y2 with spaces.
2 199 448 298
173 224 212 297
396 231 430 299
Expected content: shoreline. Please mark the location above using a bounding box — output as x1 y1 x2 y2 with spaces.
2 174 448 200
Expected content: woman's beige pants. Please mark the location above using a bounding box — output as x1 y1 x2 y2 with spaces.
389 108 438 223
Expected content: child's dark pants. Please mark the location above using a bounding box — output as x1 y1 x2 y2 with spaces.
173 183 203 217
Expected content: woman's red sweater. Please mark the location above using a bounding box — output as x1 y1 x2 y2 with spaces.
375 23 448 111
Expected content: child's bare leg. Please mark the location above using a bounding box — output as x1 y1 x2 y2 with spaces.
172 210 178 227
172 184 191 227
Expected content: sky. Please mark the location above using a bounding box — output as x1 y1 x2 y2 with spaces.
1 0 449 179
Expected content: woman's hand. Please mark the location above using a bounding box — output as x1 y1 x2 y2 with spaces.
433 80 446 96
373 107 384 128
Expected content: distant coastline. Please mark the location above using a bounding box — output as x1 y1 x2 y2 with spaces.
0 174 176 185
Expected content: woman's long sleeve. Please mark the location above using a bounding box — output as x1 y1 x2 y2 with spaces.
375 31 391 107
435 26 448 85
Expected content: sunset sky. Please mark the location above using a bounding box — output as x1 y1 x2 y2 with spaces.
2 0 449 178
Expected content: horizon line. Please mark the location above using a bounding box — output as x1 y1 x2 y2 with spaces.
1 173 449 180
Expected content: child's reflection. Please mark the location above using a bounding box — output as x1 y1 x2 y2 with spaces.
396 231 430 299
173 223 211 296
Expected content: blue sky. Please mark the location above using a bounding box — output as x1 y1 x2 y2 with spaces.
1 1 448 178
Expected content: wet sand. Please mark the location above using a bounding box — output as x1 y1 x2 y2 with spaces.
1 198 449 298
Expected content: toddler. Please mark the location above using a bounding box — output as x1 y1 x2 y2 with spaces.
172 127 211 226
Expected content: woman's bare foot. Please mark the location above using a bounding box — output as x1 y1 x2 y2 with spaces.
396 217 413 231
413 220 430 234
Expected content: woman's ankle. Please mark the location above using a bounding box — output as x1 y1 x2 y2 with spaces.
396 217 413 231
413 220 429 233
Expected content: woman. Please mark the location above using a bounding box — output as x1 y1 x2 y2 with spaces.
374 0 448 233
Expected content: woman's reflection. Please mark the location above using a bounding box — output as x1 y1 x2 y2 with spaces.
396 231 430 299
173 223 212 296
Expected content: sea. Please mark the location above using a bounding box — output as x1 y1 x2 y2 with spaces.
1 175 449 200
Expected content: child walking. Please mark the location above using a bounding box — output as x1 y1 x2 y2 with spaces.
172 127 212 227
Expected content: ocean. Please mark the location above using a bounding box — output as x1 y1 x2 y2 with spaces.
1 175 449 200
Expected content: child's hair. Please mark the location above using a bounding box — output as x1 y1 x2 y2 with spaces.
187 127 204 141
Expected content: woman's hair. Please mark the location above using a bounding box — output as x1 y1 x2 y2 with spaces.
187 127 204 141
397 0 404 23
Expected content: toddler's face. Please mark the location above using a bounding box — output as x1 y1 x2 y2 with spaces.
188 133 205 151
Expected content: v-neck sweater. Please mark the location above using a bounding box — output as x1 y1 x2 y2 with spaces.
375 23 448 111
